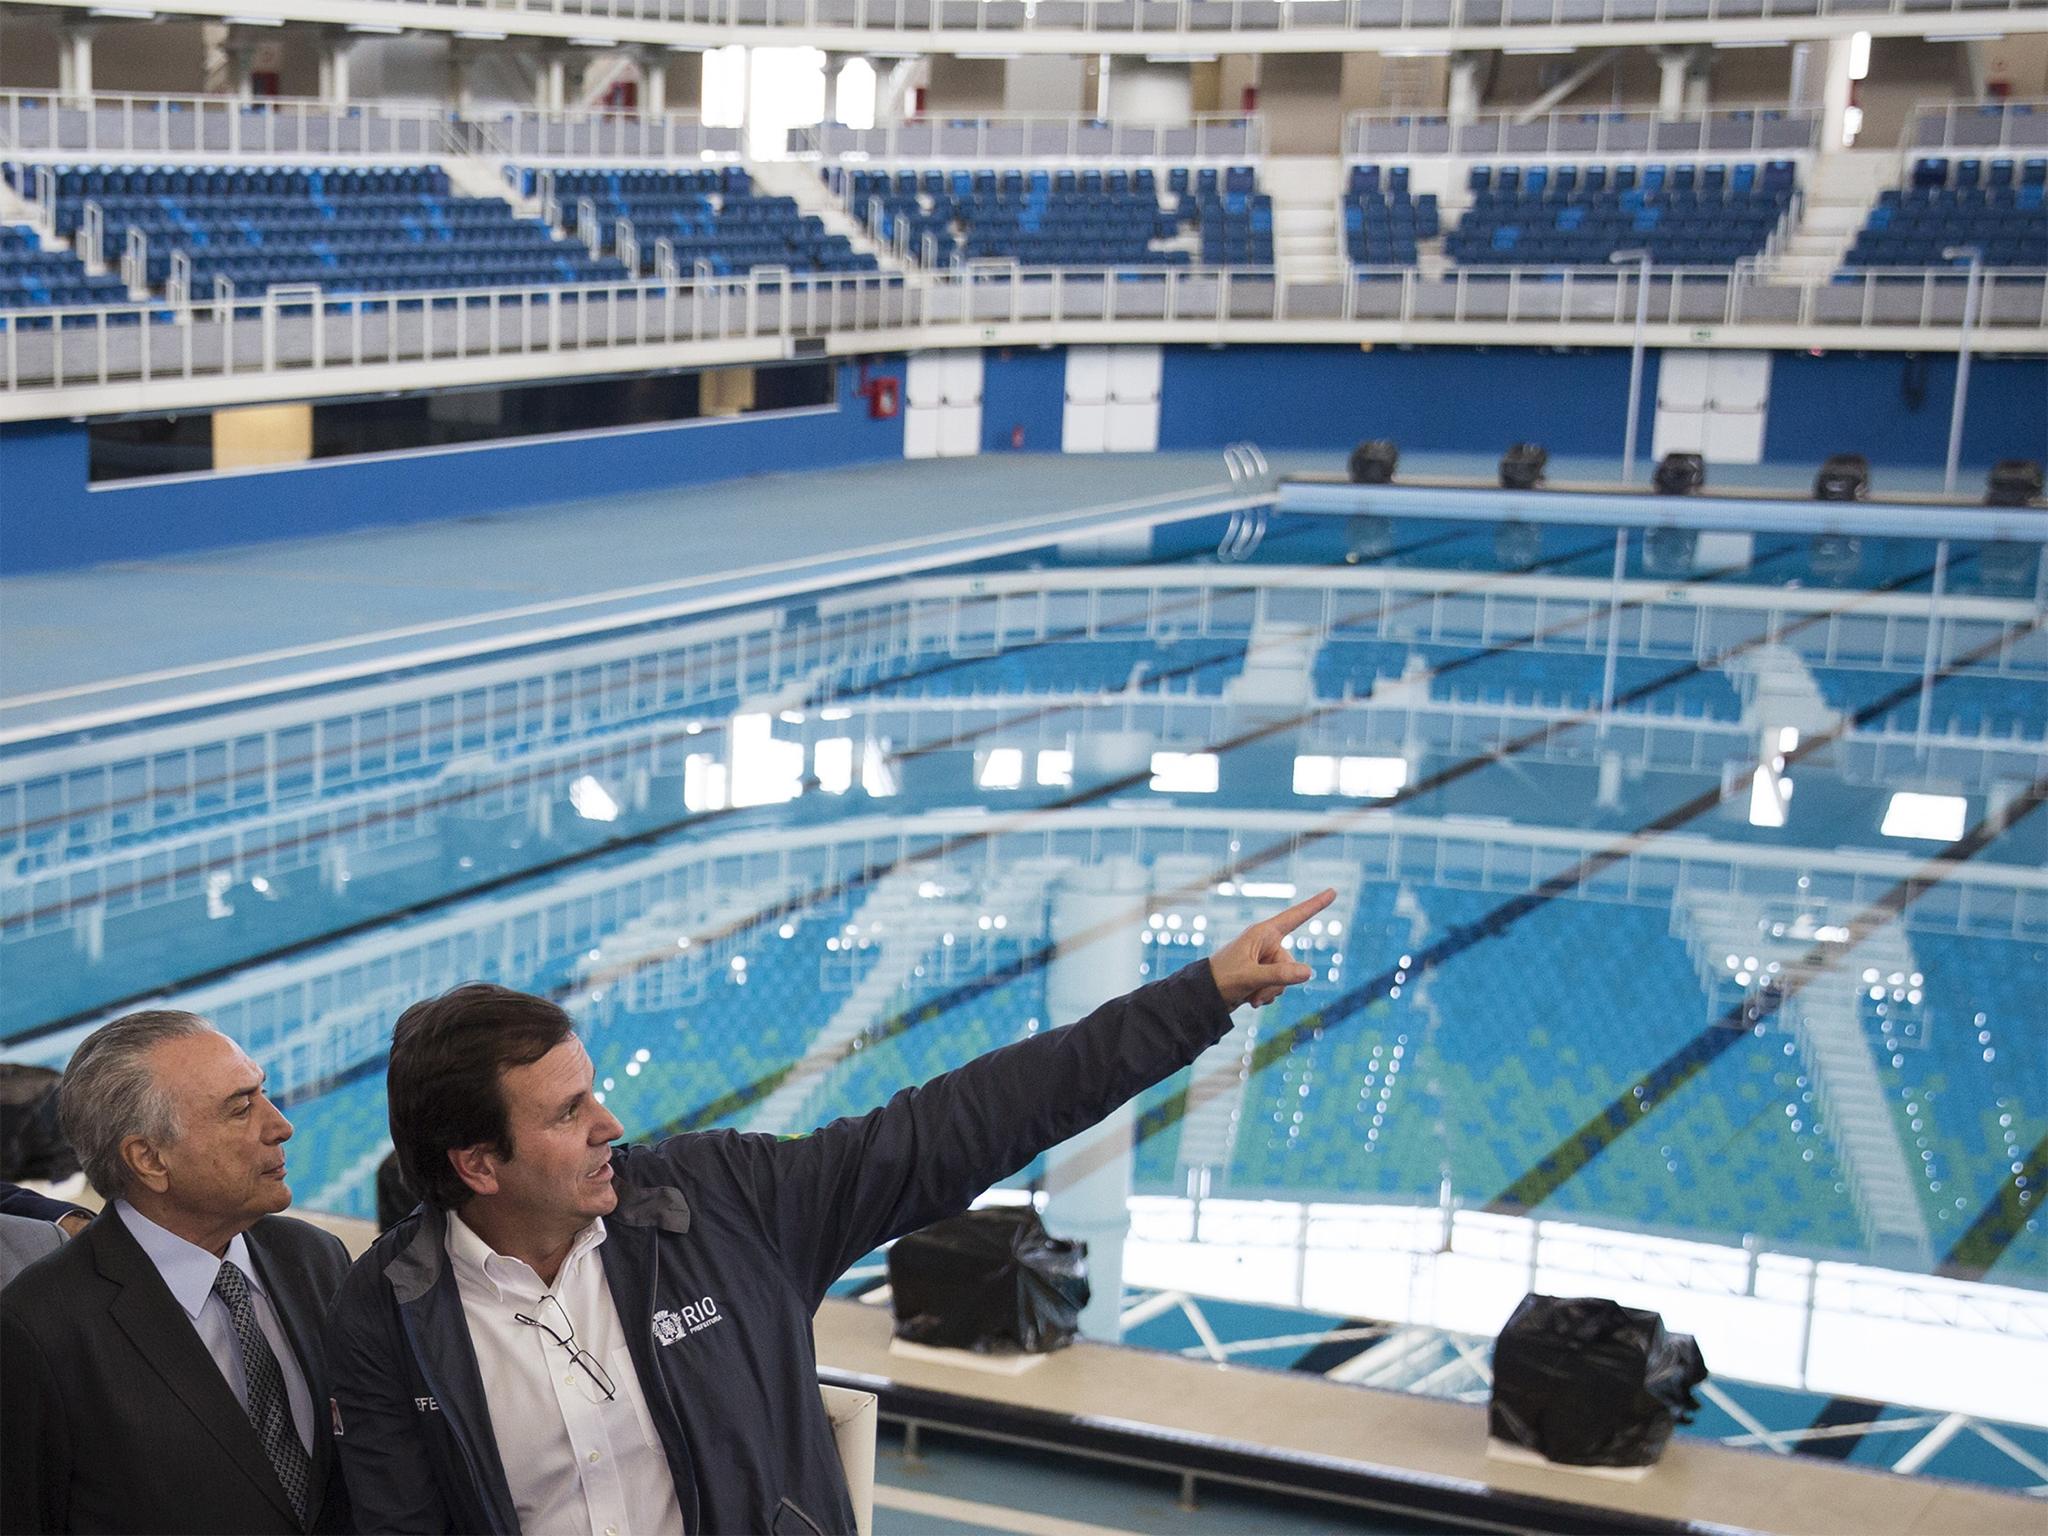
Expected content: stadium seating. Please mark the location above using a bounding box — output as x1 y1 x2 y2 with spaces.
1842 157 2048 272
844 637 1249 700
524 165 879 277
1444 160 1798 268
1343 165 1440 267
4 162 627 298
0 221 127 312
825 164 1271 268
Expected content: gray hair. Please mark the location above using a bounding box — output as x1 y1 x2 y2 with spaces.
59 1010 215 1200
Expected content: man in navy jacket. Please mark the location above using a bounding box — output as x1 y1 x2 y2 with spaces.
327 889 1333 1535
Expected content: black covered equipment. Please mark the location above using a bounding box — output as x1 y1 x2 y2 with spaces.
888 1206 1089 1354
1489 1293 1708 1468
1986 459 2045 508
1500 442 1547 490
1652 452 1705 496
1348 439 1399 484
1813 453 1871 502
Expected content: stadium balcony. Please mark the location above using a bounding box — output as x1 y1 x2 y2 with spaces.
825 163 1270 269
1442 159 1799 269
522 166 880 277
1841 156 2048 275
0 0 2032 53
2 159 631 307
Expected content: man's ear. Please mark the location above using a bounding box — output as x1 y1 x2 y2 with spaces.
448 1144 501 1199
121 1134 172 1196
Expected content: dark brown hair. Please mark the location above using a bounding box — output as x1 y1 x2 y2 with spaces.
386 984 575 1210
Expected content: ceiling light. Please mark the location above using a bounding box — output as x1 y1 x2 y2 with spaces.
346 21 404 33
1927 31 2003 41
1505 44 1573 54
569 775 620 823
568 34 621 47
88 6 157 17
224 13 285 24
1144 53 1217 62
1714 37 1788 48
455 28 508 40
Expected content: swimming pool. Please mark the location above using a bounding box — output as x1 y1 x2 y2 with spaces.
4 481 2043 1319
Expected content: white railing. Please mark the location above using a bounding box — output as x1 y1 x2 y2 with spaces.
1906 99 2048 155
18 0 2039 38
0 91 456 159
1346 105 1822 161
3 264 2042 404
791 113 1263 162
472 107 743 162
0 90 744 163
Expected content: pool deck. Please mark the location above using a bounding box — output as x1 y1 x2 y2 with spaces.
0 449 1978 742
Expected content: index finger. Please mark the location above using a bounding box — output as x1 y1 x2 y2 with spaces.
1265 887 1337 937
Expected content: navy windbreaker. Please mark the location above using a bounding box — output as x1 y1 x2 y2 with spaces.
325 958 1236 1535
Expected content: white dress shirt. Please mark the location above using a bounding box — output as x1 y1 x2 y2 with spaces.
445 1211 686 1536
113 1200 315 1454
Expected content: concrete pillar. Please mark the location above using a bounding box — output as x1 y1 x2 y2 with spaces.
1447 50 1481 125
1819 35 1855 149
1095 52 1112 118
822 51 845 122
1682 45 1710 114
641 49 667 116
318 33 352 105
1039 858 1150 1344
449 45 476 117
1656 48 1687 117
227 40 258 101
542 52 568 113
59 27 95 107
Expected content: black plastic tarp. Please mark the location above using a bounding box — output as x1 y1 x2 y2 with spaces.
1489 1293 1708 1468
887 1207 1089 1354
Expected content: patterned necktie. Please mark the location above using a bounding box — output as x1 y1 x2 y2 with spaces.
212 1259 311 1527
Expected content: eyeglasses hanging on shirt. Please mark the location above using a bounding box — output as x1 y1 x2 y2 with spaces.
512 1293 618 1403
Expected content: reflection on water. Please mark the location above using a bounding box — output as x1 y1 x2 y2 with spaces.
3 500 2043 1299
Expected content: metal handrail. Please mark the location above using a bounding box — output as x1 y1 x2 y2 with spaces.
1345 105 1825 160
3 264 2042 404
0 90 737 162
1903 99 2048 156
0 0 2031 43
792 112 1266 162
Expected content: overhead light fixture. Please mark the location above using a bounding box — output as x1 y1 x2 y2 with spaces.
1383 47 1449 57
568 34 620 46
956 51 1021 59
667 40 707 50
1847 29 1871 80
1505 44 1574 54
1144 53 1218 62
88 6 156 18
224 13 285 23
346 21 404 33
1881 791 1965 842
1715 37 1789 48
1927 31 2003 42
455 28 508 40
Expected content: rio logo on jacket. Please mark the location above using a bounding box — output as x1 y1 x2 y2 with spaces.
653 1296 723 1347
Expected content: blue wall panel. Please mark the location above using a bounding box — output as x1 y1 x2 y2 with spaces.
1156 344 1663 459
1762 352 2047 472
978 347 1067 454
0 359 905 576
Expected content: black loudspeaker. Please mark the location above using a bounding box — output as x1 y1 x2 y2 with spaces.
1490 1293 1708 1469
1500 442 1548 491
1348 439 1399 484
1652 452 1705 496
1814 453 1871 502
888 1207 1089 1355
1986 459 2045 508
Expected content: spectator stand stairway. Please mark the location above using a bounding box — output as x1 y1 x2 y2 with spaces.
0 160 627 313
824 163 1271 271
521 163 879 279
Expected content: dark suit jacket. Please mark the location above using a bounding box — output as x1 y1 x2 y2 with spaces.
0 1207 353 1535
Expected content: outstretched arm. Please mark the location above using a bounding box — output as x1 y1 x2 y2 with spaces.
674 890 1336 1307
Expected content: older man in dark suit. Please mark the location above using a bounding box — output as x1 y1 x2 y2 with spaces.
0 1011 352 1535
